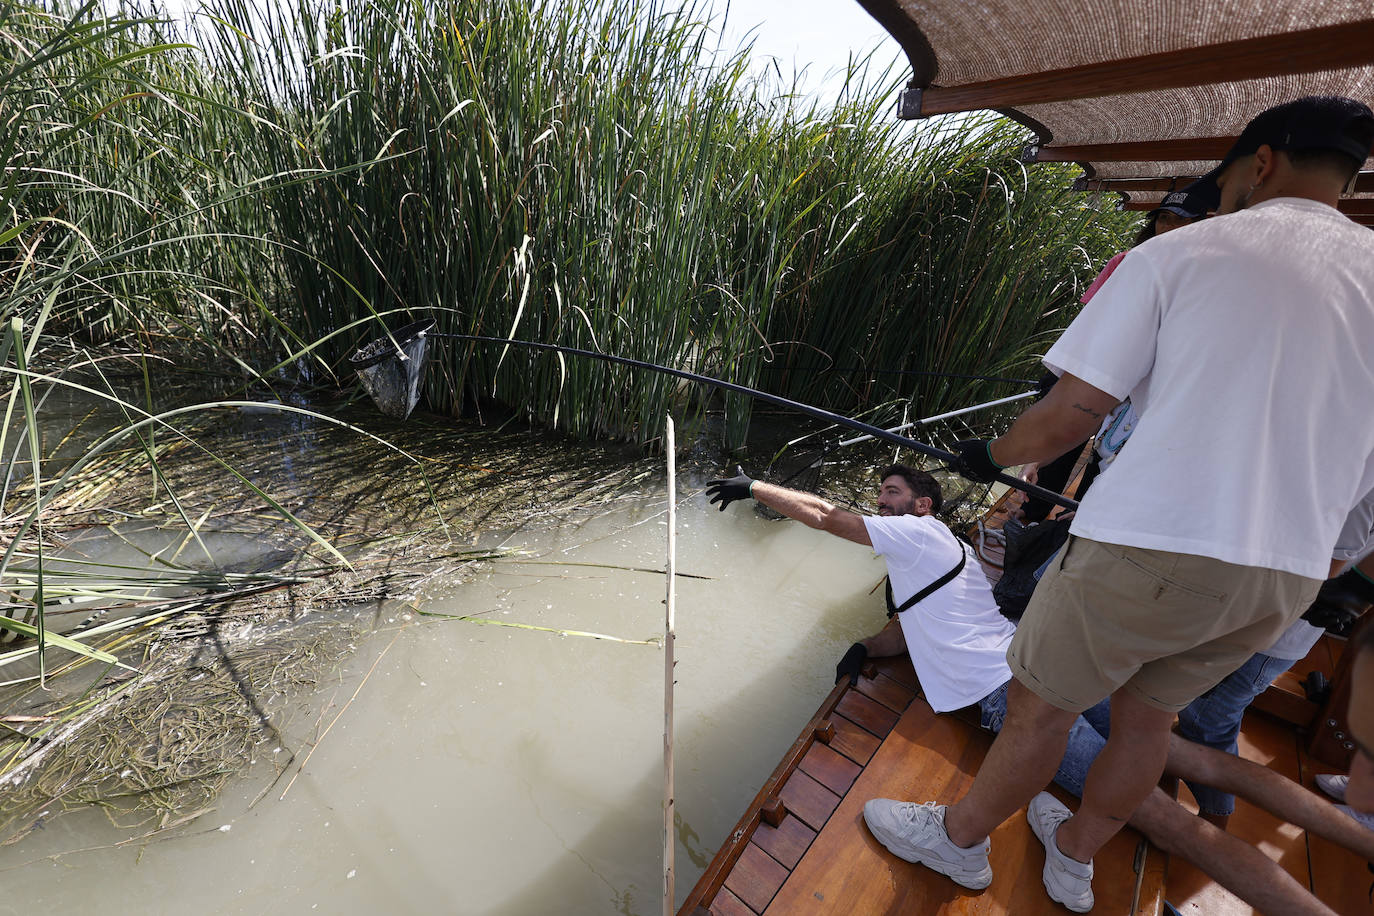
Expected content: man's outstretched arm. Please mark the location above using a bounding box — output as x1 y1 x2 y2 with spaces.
705 469 870 545
752 481 871 545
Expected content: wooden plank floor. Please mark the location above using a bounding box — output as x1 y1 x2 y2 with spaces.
681 657 924 916
760 694 1163 915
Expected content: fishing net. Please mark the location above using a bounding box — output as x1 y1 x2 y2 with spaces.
349 319 436 419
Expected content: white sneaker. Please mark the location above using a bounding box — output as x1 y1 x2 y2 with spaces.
1316 773 1349 802
1027 792 1094 913
862 799 993 890
1337 804 1374 831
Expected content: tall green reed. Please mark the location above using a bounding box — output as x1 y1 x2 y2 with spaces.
0 0 440 671
4 0 1136 457
177 0 1135 448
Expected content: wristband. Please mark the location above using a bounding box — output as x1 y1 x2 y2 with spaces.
1346 566 1374 603
985 442 1008 471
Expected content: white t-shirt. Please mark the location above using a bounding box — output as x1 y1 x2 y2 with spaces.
1044 198 1374 579
1335 487 1374 564
1262 618 1324 662
863 514 1015 713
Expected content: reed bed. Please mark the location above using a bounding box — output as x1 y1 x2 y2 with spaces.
3 0 1135 451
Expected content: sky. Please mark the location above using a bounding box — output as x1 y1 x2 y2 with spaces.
705 0 905 103
158 0 909 107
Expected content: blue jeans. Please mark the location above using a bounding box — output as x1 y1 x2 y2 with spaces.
1174 651 1298 815
1008 653 1296 816
977 680 1111 799
977 680 1011 732
1051 698 1113 798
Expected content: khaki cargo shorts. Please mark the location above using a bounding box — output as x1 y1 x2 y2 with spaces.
1007 536 1322 713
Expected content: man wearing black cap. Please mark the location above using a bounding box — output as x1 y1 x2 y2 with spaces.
860 96 1374 913
1134 182 1215 245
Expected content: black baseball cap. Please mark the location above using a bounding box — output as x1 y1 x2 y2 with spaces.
1197 96 1374 194
1148 178 1218 219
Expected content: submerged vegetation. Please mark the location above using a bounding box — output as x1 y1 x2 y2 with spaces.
0 0 1135 845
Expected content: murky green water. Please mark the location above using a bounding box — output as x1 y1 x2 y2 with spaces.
0 423 894 914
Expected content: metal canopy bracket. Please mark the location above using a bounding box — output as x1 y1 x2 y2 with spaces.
897 86 925 120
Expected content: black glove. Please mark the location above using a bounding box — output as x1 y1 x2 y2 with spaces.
705 466 755 511
835 642 868 686
1034 369 1059 400
1302 568 1374 632
952 439 1006 484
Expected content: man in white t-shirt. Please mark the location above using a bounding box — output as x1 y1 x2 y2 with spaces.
707 463 1016 723
875 96 1374 912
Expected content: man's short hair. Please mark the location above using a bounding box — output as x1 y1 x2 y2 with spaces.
880 463 943 514
1285 144 1372 183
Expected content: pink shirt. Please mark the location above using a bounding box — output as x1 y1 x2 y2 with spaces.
1080 251 1127 304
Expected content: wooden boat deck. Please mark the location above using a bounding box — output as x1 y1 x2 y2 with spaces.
681 635 1369 916
680 654 1167 915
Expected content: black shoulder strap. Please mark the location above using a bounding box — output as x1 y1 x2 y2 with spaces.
885 531 968 618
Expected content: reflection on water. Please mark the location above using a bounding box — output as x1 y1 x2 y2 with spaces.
7 524 301 638
0 482 891 914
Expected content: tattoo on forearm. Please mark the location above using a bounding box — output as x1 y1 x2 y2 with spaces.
1071 402 1103 420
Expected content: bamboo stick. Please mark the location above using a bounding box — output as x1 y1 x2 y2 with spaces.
662 415 677 916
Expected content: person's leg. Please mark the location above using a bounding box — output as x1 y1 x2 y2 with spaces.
1048 699 1110 798
1129 790 1337 916
1162 735 1374 858
944 678 1079 847
976 679 1010 732
1348 749 1374 812
861 616 907 657
1174 651 1297 823
941 538 1130 849
1047 706 1344 913
1055 687 1176 862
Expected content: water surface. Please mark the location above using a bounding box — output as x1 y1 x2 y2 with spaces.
0 483 892 914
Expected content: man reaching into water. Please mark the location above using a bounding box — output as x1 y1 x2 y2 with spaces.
709 463 1018 732
706 465 1374 914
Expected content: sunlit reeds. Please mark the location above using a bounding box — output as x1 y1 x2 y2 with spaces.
167 0 1133 447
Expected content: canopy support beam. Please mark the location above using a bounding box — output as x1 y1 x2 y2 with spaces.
1076 172 1374 194
1025 137 1234 163
899 19 1374 118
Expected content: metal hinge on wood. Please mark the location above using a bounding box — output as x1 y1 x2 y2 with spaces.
896 86 924 120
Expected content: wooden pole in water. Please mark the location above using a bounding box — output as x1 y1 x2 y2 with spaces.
663 416 677 916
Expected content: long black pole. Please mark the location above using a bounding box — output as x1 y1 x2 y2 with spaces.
433 333 1078 511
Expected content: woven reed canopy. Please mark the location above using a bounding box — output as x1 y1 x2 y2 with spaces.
855 0 1374 225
